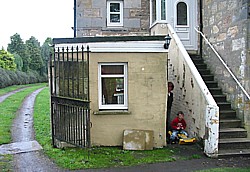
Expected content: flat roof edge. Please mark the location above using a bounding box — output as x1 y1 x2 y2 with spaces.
53 36 166 44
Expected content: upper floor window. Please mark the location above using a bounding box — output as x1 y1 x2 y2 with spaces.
151 0 166 25
177 2 188 26
98 63 128 110
107 1 123 27
161 0 166 20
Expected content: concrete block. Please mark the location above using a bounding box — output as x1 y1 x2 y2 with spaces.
123 129 154 150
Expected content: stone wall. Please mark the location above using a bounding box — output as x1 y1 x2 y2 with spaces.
202 0 250 123
76 0 150 36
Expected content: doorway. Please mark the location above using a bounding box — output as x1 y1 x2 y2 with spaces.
167 0 198 50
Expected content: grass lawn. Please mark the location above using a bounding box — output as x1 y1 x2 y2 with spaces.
0 84 249 171
33 87 180 170
33 88 250 171
0 84 31 96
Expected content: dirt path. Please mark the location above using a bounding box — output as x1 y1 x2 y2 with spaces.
0 87 27 103
10 88 63 172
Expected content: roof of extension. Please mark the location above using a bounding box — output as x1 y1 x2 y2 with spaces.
53 35 166 44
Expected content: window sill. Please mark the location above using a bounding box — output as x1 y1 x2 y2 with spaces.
93 110 131 115
102 27 128 32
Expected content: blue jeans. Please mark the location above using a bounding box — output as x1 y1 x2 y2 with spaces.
170 130 188 140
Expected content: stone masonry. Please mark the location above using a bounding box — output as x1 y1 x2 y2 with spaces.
76 0 150 36
202 0 250 127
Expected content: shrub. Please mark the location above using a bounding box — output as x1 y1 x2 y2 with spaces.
5 70 18 85
0 67 47 88
0 68 11 88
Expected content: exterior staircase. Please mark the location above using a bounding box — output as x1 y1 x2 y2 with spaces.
190 54 250 157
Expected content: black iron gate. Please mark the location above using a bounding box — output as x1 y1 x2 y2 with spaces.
49 45 90 148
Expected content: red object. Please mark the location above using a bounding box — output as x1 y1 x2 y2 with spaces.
171 117 187 130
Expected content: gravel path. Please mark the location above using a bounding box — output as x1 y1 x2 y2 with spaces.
0 87 27 103
10 87 63 172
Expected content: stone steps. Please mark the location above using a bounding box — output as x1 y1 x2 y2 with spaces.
218 148 250 157
219 128 248 139
190 54 249 158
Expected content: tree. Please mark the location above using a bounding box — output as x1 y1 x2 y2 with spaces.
7 33 29 72
26 36 43 73
41 37 53 75
13 53 23 71
0 49 16 70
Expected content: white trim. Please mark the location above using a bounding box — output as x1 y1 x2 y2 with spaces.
54 41 167 53
150 0 167 27
175 0 189 27
98 63 128 110
107 1 123 27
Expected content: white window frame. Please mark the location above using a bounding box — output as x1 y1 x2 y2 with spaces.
175 1 189 27
98 63 128 110
150 0 167 25
107 1 124 27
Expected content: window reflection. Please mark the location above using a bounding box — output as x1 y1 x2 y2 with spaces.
110 3 120 12
101 65 124 105
177 2 187 25
161 0 166 20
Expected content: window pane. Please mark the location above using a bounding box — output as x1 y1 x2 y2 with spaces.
102 77 124 105
101 65 124 75
177 2 187 25
110 14 120 23
110 3 120 12
161 0 166 20
152 0 156 23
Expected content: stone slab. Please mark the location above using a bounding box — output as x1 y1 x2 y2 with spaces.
123 129 154 150
0 140 43 155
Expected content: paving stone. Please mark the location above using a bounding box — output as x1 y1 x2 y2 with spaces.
0 140 42 155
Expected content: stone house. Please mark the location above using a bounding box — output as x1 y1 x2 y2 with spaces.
51 0 250 157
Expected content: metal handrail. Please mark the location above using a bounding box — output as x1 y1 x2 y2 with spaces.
195 28 250 101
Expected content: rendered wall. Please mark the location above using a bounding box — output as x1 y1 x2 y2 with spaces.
89 52 168 148
167 25 219 156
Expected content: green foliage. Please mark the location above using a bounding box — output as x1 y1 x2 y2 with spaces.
0 154 13 172
0 49 16 70
41 38 53 74
6 34 50 81
26 37 44 73
7 33 29 72
0 67 12 88
13 53 23 71
0 67 47 88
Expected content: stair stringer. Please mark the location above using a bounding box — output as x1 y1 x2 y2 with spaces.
166 24 219 157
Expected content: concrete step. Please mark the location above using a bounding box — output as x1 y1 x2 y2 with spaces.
217 102 232 111
197 68 211 75
195 63 207 69
218 148 250 158
219 138 250 150
219 128 247 139
209 88 223 95
205 81 218 88
213 95 227 102
219 110 237 119
201 75 214 81
220 119 241 128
